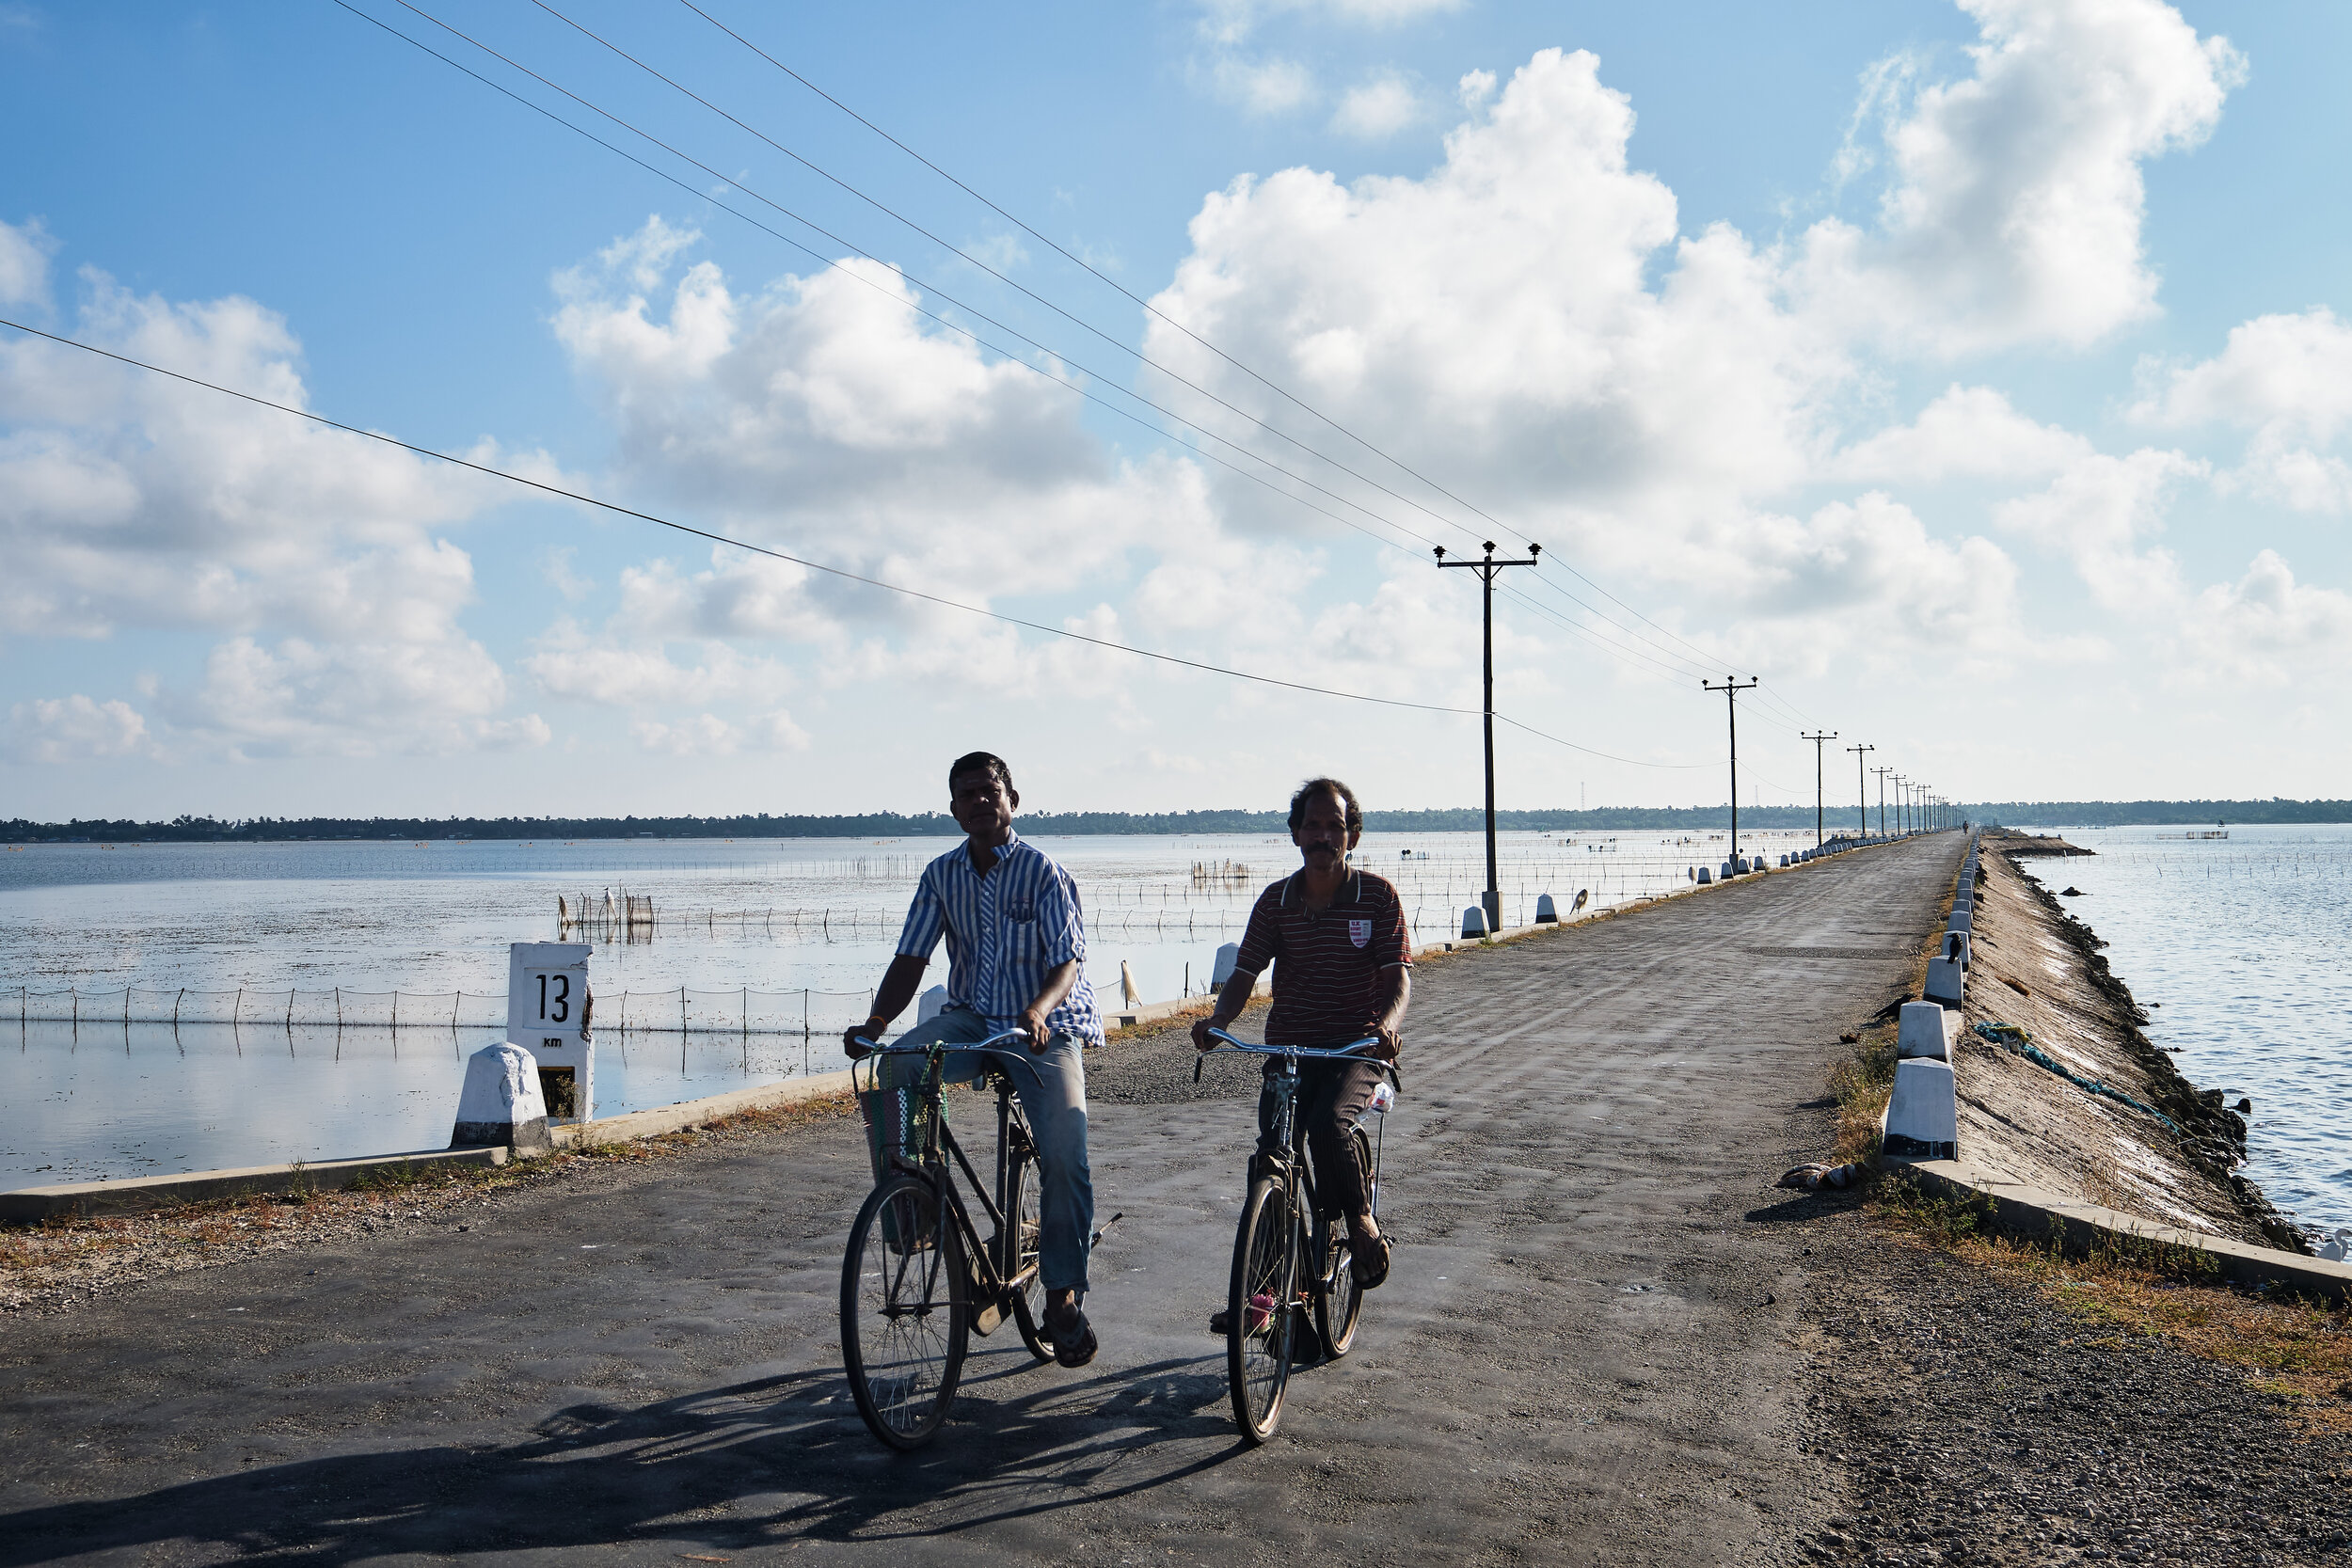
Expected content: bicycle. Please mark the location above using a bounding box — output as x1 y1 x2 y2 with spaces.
1195 1027 1399 1444
838 1030 1057 1449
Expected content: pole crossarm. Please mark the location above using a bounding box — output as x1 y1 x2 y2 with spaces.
1701 676 1760 861
1801 731 1836 849
1436 541 1541 930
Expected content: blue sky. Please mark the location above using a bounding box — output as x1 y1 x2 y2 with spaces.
4 1 2349 821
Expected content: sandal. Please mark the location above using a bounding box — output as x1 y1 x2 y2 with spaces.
1044 1298 1097 1368
1349 1229 1391 1291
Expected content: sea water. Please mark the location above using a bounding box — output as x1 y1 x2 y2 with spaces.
2024 823 2352 1241
2 827 1785 1188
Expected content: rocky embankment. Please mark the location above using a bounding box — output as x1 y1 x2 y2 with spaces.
1957 833 2303 1251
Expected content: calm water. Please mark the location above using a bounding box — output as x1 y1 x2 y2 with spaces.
2029 824 2352 1242
3 828 1805 1188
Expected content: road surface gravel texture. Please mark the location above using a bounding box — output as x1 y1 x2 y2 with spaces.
6 833 2339 1566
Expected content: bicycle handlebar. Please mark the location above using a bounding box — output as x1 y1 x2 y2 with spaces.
1192 1027 1401 1087
849 1030 1047 1087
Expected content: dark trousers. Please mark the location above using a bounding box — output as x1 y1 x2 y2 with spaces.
1256 1058 1383 1217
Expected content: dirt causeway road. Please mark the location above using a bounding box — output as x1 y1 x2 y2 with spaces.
0 835 1963 1567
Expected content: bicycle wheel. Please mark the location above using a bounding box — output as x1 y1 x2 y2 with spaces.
1227 1173 1300 1443
840 1171 968 1449
1315 1127 1375 1357
1005 1144 1056 1363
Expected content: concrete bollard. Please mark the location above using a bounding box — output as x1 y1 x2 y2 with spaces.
452 1041 551 1154
1882 1057 1959 1160
1534 892 1558 923
1719 861 1735 880
1461 905 1490 939
1947 909 1973 934
1924 951 1964 1006
916 984 948 1023
1212 942 1241 987
1898 1000 1959 1060
1696 866 1712 884
1938 929 1972 970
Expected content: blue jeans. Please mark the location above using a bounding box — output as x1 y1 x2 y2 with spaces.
882 1007 1094 1297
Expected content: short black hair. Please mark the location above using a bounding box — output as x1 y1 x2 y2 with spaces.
948 751 1013 794
1288 777 1362 835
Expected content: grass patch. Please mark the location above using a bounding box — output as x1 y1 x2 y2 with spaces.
1828 1020 1899 1167
1873 1172 2352 1433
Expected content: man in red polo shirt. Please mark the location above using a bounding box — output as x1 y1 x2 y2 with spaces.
1193 776 1412 1291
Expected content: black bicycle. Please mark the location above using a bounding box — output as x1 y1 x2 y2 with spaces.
1196 1027 1397 1443
839 1031 1056 1449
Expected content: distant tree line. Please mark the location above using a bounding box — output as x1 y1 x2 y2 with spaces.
6 799 2345 843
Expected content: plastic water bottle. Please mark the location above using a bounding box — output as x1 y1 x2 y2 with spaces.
1369 1081 1396 1116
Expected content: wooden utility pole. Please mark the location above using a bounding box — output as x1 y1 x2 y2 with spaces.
1703 676 1760 863
1802 731 1836 848
1436 540 1540 931
1846 742 1873 839
1872 765 1893 839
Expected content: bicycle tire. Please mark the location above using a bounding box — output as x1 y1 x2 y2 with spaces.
840 1171 967 1449
1227 1173 1300 1444
1005 1144 1056 1364
1314 1127 1375 1357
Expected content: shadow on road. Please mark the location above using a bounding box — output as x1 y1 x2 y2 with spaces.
0 1350 1248 1562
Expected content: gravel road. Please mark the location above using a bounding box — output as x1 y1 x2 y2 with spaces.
6 833 2337 1566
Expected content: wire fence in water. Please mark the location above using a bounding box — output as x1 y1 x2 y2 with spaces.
6 985 888 1037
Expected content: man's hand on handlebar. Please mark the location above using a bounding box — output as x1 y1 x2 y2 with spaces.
1018 1006 1054 1053
1368 1024 1403 1063
1191 1015 1230 1053
843 1017 886 1058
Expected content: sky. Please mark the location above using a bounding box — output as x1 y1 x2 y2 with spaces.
4 0 2349 822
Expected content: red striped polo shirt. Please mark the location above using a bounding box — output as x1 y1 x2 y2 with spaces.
1235 867 1413 1046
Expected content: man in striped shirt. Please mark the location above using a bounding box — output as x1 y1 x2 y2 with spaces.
1193 777 1411 1298
846 751 1104 1367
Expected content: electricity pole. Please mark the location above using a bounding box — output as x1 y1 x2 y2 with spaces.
1872 765 1892 839
1702 676 1760 863
1846 742 1873 840
1436 539 1540 931
1802 731 1836 849
1896 776 1910 835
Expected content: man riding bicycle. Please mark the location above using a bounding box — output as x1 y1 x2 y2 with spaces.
1194 777 1411 1315
846 751 1102 1368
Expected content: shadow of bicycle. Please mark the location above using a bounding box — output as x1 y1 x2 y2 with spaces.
0 1348 1247 1563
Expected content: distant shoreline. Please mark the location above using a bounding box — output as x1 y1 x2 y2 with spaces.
8 799 2352 842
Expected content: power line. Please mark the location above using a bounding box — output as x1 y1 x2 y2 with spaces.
466 0 1782 705
675 0 1812 701
326 0 1771 706
0 313 1715 774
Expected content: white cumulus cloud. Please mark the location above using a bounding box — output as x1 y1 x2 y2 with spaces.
1 694 153 765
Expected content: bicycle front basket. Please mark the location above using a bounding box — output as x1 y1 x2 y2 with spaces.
855 1057 940 1182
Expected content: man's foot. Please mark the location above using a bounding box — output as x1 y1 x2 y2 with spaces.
1348 1227 1391 1290
1044 1296 1097 1368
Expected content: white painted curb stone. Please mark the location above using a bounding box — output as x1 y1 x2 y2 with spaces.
1883 1057 1959 1160
1897 1000 1959 1061
452 1041 552 1154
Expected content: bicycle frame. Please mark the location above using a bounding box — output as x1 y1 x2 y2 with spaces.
1200 1028 1396 1177
852 1034 1046 1333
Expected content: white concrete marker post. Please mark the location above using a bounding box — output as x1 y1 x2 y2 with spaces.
1534 893 1558 923
916 984 947 1023
452 1041 553 1154
1212 942 1241 987
1883 1058 1959 1160
1897 1000 1960 1061
508 942 593 1123
1461 906 1490 939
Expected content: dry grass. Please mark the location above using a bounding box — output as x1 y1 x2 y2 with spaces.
1874 1174 2352 1433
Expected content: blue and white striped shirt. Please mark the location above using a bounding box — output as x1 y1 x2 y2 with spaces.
895 831 1103 1045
